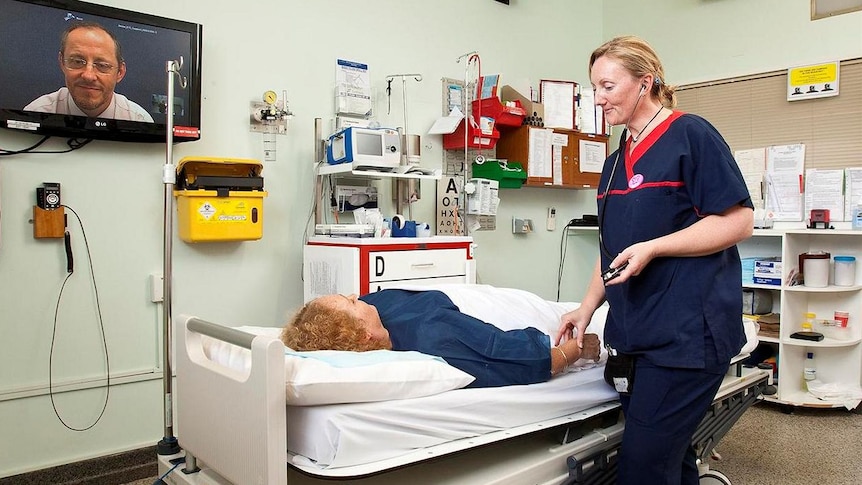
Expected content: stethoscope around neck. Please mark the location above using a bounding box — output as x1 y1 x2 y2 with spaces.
597 129 628 282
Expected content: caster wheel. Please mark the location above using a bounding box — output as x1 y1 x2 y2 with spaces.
700 470 731 485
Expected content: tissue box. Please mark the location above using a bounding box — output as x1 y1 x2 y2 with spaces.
753 259 782 286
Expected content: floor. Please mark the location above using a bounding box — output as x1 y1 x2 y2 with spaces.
8 401 861 484
705 402 862 485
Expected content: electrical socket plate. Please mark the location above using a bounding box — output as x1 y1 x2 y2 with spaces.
513 217 533 234
150 272 164 303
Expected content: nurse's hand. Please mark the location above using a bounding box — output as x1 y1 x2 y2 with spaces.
555 306 591 349
604 241 657 286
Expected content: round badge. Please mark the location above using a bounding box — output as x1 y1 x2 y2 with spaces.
628 174 644 189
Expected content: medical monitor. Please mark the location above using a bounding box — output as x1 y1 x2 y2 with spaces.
0 0 202 143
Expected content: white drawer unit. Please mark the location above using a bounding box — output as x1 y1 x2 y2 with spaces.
303 236 475 301
368 249 467 283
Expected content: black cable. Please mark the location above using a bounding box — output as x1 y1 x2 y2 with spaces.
0 135 50 155
0 136 92 156
64 231 74 273
66 138 93 151
48 204 111 431
598 129 628 261
556 225 569 302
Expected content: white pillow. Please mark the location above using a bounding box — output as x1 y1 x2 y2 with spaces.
199 326 475 406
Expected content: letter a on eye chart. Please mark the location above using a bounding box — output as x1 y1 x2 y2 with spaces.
437 176 463 235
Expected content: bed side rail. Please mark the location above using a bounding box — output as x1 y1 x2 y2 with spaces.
176 315 287 485
186 317 258 349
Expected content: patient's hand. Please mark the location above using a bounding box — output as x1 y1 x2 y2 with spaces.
581 333 601 362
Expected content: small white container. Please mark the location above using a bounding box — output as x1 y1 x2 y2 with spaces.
802 253 830 288
816 319 853 341
833 256 856 287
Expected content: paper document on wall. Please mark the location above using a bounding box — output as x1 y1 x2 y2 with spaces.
805 169 845 221
579 139 606 173
552 144 563 185
578 90 603 135
845 168 862 220
540 80 575 130
528 127 553 178
734 148 766 205
765 144 805 221
550 133 567 185
336 59 372 116
447 83 464 114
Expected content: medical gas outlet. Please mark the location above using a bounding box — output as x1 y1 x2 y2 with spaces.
250 90 292 134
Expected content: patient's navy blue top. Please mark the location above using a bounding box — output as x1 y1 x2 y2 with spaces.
360 289 552 388
598 111 752 370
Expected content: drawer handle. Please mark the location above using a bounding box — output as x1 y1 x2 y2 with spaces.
411 263 436 268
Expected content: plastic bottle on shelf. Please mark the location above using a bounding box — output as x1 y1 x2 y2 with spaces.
801 313 816 333
803 351 816 389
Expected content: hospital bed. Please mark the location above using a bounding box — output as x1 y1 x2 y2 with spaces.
158 290 770 485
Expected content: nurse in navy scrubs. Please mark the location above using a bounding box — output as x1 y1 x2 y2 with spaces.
555 36 753 485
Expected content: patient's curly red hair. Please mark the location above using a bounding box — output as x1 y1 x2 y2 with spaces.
281 298 386 352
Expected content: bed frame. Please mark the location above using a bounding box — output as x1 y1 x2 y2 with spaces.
159 315 771 485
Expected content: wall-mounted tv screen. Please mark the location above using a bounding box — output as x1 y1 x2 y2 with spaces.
0 0 202 143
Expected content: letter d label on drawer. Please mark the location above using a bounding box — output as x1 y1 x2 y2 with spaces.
375 255 385 277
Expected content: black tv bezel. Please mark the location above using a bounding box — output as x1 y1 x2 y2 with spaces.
0 0 203 144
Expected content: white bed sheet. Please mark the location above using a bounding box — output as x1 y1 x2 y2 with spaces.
287 364 616 470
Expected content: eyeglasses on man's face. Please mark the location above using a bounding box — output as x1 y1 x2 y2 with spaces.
62 57 117 74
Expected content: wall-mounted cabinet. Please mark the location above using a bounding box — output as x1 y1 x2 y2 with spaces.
494 126 607 189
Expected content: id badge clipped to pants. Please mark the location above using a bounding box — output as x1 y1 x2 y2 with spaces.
604 353 636 394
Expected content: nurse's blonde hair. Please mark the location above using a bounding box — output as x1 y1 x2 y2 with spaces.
281 297 386 352
589 35 677 108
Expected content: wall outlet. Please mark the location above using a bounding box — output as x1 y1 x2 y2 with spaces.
150 272 164 303
512 217 533 234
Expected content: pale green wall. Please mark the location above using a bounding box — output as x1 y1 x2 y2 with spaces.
0 0 603 477
1 0 860 477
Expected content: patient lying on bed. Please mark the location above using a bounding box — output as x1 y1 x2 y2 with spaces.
282 287 601 388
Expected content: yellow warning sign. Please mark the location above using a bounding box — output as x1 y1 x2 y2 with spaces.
787 62 839 101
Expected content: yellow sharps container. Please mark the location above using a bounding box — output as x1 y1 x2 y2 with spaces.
174 157 267 242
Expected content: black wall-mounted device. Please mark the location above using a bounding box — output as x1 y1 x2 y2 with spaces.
36 182 61 210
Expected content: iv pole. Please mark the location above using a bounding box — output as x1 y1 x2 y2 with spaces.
385 73 423 218
157 56 186 457
455 51 479 237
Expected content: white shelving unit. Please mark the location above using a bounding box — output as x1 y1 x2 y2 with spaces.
742 228 862 409
317 162 442 179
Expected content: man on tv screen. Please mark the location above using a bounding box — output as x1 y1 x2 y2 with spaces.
24 21 154 122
